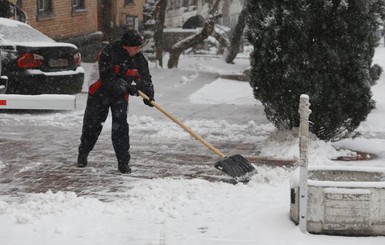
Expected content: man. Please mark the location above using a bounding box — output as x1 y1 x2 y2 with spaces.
77 29 154 173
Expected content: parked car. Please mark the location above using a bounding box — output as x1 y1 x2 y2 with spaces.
0 17 84 95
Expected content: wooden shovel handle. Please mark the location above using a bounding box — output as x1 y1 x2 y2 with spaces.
138 90 225 158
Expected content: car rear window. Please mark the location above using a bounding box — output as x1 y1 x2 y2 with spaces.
0 19 54 44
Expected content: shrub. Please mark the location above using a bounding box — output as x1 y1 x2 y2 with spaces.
246 0 385 140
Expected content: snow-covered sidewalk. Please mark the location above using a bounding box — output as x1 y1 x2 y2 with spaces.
1 50 385 244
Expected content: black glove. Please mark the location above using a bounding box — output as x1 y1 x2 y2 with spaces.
126 83 138 96
143 98 154 107
137 81 154 99
122 68 141 96
137 80 154 107
112 78 138 96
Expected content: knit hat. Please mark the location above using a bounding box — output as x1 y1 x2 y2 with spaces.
121 30 144 47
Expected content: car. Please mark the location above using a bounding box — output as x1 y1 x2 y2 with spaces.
0 17 84 95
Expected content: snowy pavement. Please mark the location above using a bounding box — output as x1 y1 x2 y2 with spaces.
1 53 385 244
0 56 272 200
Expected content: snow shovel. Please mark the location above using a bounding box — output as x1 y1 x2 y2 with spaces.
138 91 257 181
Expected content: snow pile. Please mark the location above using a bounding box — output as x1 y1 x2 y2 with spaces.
1 172 382 244
259 129 356 163
0 175 292 245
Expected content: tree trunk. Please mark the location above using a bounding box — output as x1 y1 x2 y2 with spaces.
167 0 222 68
154 0 167 67
212 29 230 55
167 19 216 68
225 0 248 64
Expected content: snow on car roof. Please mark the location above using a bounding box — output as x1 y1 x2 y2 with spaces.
12 41 78 48
0 17 77 49
0 17 24 27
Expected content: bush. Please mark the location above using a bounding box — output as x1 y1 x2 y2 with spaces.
370 64 383 85
246 0 385 140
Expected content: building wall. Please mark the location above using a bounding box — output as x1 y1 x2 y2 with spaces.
165 0 208 28
21 0 98 40
164 0 244 30
99 0 145 43
114 0 144 27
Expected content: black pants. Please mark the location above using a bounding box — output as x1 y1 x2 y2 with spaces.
78 90 130 166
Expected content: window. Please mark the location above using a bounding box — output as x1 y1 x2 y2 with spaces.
72 0 85 10
37 0 53 16
126 16 138 30
124 0 135 6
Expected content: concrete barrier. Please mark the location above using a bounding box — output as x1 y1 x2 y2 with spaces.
290 166 385 235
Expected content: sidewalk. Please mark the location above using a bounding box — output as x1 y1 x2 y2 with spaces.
0 61 280 201
0 132 294 201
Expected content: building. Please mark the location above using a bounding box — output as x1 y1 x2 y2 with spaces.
1 0 245 59
5 0 146 61
164 0 244 30
99 0 146 42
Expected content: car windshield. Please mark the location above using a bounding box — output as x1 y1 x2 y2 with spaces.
0 18 54 44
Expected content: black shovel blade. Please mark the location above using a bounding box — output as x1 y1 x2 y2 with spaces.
214 154 257 182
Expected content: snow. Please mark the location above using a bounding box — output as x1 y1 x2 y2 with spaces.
1 43 385 244
13 41 77 48
0 18 76 47
0 17 24 27
308 180 385 188
26 66 85 76
189 77 258 105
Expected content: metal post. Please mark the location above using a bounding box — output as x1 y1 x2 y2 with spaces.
298 94 311 233
0 49 8 94
0 48 2 76
0 49 4 93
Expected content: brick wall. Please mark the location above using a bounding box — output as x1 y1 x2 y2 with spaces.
21 0 98 40
17 0 146 61
115 0 144 26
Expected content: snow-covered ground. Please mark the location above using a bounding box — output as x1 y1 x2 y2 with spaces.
1 45 385 244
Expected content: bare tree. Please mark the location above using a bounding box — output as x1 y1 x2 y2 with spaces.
154 0 167 67
225 0 248 64
212 27 230 55
167 0 222 68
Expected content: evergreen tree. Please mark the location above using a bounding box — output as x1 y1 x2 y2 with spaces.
142 0 167 66
246 0 385 140
142 0 157 61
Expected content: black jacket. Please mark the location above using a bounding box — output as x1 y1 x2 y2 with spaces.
97 41 152 97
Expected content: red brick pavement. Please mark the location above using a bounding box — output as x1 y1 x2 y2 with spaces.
0 137 296 201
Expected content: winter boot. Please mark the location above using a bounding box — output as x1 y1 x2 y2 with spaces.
77 154 88 168
118 163 131 174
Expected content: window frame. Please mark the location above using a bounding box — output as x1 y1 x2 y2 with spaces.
72 0 87 16
126 15 138 30
124 0 135 6
37 0 54 19
72 0 86 10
